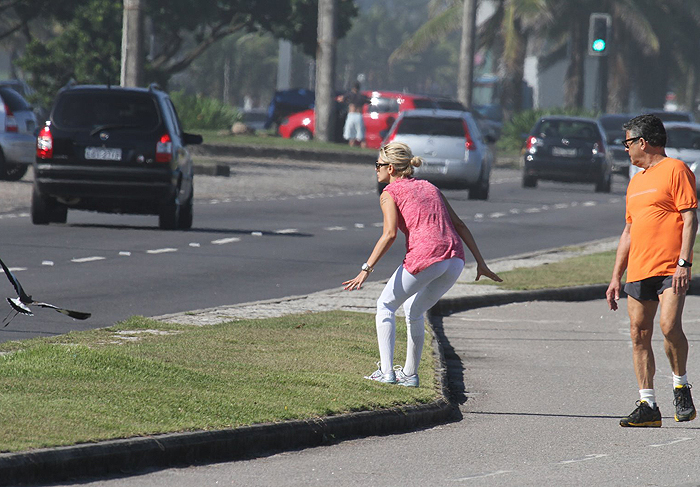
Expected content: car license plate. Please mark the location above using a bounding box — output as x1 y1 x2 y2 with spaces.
419 162 445 174
85 147 122 161
552 147 577 157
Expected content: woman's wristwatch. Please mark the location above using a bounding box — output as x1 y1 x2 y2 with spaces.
361 263 374 273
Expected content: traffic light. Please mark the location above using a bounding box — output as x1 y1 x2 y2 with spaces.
588 13 611 56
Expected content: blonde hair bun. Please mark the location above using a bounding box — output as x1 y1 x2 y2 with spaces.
410 156 423 168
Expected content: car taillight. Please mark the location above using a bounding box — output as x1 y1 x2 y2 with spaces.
4 103 17 133
593 140 605 155
156 133 173 163
462 120 475 151
524 135 541 154
36 125 53 159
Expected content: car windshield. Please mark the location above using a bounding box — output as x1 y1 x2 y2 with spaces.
538 120 598 140
53 92 160 131
0 87 31 112
397 117 464 137
666 128 700 150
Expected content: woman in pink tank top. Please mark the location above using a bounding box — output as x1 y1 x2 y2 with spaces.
343 142 501 387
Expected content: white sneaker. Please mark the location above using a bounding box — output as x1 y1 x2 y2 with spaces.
394 366 419 387
364 362 396 383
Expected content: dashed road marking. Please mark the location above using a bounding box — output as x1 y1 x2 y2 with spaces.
211 238 241 245
119 251 131 256
146 248 177 254
71 256 106 263
325 226 346 231
558 454 607 465
275 229 298 234
453 470 513 481
649 437 693 448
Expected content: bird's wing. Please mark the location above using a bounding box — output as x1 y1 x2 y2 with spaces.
33 302 91 320
0 256 32 302
7 297 33 316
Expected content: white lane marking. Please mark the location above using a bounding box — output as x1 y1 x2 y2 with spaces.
372 222 383 227
275 229 298 234
2 267 26 273
211 238 241 245
453 470 513 481
583 201 597 207
524 208 541 213
489 212 506 218
558 454 607 465
325 226 346 231
649 437 693 448
71 256 106 263
354 223 365 228
42 261 54 266
251 231 263 237
554 203 569 209
474 213 484 219
119 251 131 256
189 243 201 247
509 209 521 214
146 248 177 254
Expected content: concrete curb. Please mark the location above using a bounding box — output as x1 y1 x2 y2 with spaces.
191 143 376 165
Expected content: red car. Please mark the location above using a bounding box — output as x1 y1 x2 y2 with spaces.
277 91 464 149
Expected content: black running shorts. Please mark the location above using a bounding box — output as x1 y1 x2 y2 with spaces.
624 275 674 302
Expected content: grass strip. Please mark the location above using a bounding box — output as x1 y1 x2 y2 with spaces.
0 311 437 453
479 239 700 291
197 129 377 154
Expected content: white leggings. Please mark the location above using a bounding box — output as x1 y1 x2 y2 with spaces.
375 257 464 376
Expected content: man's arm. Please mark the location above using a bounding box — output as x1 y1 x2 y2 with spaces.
673 208 698 294
606 222 631 311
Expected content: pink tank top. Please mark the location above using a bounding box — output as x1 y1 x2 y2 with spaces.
384 178 465 274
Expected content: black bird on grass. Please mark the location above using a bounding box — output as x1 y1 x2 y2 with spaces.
0 256 91 327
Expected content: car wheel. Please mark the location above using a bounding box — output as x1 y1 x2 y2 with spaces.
159 194 181 230
0 150 28 181
178 188 193 230
522 173 537 188
291 128 312 141
468 172 490 200
595 172 612 193
31 186 57 225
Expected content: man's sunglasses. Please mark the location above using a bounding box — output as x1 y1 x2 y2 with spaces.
622 136 642 149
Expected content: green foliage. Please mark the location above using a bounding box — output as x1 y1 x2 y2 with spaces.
15 0 121 109
170 91 240 130
496 107 600 153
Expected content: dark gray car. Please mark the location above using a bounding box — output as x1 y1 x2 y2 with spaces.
522 116 613 192
0 86 38 181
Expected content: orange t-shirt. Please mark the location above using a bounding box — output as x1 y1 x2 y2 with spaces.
625 157 697 282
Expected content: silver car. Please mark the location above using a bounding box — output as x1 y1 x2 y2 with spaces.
0 86 38 181
628 122 700 194
382 109 493 200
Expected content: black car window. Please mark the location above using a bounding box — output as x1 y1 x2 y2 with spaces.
368 97 399 114
538 121 599 140
666 128 700 150
397 117 464 137
52 92 160 130
0 87 31 112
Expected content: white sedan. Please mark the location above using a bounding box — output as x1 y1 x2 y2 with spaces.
629 122 700 193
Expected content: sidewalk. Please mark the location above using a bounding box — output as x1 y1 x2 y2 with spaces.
0 237 633 485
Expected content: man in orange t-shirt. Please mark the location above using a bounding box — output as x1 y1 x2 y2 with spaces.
607 114 698 428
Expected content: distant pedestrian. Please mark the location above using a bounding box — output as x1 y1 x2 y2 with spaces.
343 142 501 387
340 81 368 147
606 114 698 427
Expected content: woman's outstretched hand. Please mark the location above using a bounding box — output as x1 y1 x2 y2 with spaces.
343 272 369 291
475 263 502 283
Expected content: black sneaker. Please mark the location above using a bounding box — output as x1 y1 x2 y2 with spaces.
673 384 697 422
620 400 662 427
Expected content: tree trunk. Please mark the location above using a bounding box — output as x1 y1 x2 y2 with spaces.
314 0 337 143
501 18 526 120
606 18 629 113
457 0 477 108
563 17 585 109
121 0 144 87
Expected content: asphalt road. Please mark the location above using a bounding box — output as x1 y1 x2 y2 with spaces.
0 160 628 343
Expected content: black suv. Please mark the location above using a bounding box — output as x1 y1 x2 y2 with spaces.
33 84 202 229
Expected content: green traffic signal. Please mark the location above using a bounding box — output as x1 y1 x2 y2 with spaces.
592 39 606 52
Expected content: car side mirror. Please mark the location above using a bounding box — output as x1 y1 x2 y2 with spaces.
183 132 203 146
